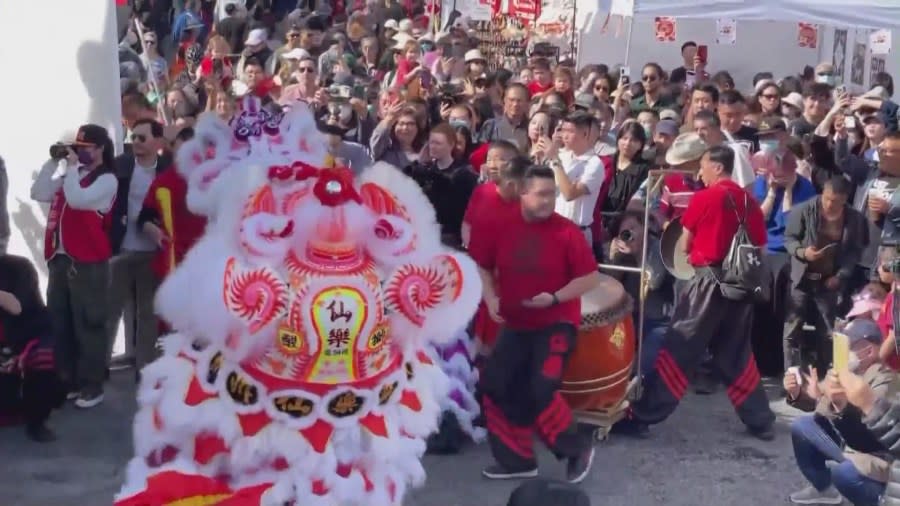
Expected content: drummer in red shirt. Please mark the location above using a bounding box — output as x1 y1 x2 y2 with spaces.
616 145 777 440
462 141 524 355
469 165 601 483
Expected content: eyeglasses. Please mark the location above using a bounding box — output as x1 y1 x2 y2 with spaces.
642 75 658 82
298 67 316 73
761 94 779 100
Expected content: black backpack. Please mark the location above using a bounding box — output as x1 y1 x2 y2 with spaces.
717 191 770 302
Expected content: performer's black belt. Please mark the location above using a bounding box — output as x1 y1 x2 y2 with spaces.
804 272 824 281
578 224 592 230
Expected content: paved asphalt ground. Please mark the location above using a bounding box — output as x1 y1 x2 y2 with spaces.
1 373 818 506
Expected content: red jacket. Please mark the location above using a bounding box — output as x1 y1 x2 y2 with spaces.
138 166 207 279
44 170 115 263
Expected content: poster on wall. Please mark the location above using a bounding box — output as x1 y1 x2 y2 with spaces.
534 1 575 59
509 0 540 22
797 23 818 48
871 57 886 86
870 29 892 55
715 18 736 45
832 29 847 82
654 16 676 42
851 42 866 85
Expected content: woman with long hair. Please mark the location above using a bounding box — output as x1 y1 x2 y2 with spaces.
755 81 783 117
600 121 650 233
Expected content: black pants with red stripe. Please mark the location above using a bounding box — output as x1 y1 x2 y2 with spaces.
631 269 775 429
481 322 589 471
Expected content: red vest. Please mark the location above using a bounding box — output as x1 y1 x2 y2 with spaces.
44 170 114 263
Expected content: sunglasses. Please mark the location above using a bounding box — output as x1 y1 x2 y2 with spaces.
642 75 658 82
761 94 780 99
298 67 316 73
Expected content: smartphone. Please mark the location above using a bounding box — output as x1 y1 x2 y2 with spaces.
697 45 708 64
685 70 696 88
620 66 631 86
845 115 857 129
818 242 839 253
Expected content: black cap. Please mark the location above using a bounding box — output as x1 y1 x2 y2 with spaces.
73 124 111 147
757 116 788 136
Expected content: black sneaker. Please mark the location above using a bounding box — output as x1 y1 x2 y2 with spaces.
482 464 538 480
747 424 775 441
610 418 650 438
566 447 595 484
25 423 57 443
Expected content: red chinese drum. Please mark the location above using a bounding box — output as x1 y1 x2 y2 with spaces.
561 275 635 411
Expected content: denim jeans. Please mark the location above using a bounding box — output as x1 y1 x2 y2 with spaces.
791 414 884 506
639 318 668 377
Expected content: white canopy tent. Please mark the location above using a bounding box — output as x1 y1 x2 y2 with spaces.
576 0 900 91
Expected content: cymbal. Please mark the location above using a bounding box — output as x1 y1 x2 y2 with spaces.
660 218 695 281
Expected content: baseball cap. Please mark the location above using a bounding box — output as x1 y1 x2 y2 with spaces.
781 92 803 111
655 119 680 138
384 19 399 31
281 48 311 61
659 108 682 124
73 124 110 147
846 286 885 319
573 93 598 110
245 28 268 46
465 49 486 63
757 116 788 136
815 62 835 75
842 318 883 345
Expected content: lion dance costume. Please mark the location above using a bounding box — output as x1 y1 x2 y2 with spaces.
114 97 481 506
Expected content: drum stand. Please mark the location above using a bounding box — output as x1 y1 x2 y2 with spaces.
585 170 692 441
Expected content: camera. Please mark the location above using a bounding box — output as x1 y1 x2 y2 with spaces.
49 143 73 160
438 83 464 107
619 229 634 242
327 84 352 101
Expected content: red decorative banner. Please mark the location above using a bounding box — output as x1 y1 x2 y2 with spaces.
654 16 676 42
509 0 540 22
797 22 818 49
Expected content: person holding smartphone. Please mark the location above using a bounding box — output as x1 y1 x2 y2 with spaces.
783 176 868 372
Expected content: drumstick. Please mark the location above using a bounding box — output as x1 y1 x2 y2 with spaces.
156 187 177 272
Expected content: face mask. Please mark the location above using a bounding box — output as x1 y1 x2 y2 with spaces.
815 74 835 86
759 140 779 154
449 118 469 129
77 149 95 165
848 350 861 372
642 126 652 139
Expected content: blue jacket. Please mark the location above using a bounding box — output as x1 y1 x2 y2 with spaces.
172 9 206 44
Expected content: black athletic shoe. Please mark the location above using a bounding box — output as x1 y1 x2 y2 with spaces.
482 464 538 480
566 447 595 484
610 418 650 438
747 424 775 441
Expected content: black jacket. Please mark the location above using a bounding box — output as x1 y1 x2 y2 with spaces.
110 152 172 255
783 196 868 289
0 255 51 350
403 159 478 248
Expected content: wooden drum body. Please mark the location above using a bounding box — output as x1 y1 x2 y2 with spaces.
561 275 636 411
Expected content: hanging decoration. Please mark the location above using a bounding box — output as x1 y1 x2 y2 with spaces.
654 17 676 42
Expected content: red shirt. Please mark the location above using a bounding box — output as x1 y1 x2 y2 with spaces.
468 211 597 330
659 174 704 221
681 179 767 266
463 182 519 236
141 168 207 279
878 293 900 370
527 80 553 97
469 143 489 176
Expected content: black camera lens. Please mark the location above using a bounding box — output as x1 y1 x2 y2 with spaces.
49 144 70 160
620 229 634 242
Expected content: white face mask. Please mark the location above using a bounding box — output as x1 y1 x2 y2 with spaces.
815 74 836 86
759 139 779 154
848 350 862 372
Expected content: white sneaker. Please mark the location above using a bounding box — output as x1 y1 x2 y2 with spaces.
66 391 79 401
74 392 105 409
788 485 843 505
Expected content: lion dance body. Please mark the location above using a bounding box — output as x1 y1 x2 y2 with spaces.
114 98 481 506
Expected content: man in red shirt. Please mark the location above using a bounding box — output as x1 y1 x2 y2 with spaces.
463 144 527 355
617 145 777 440
469 166 601 483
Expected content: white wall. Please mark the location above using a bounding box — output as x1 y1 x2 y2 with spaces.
577 15 824 92
0 0 123 285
